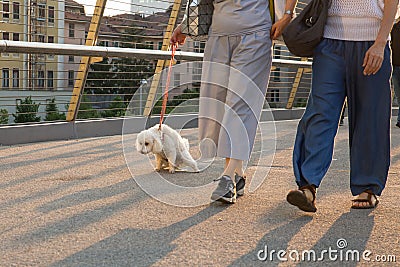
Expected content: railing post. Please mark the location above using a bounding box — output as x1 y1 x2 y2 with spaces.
286 58 310 109
143 0 182 117
66 0 107 122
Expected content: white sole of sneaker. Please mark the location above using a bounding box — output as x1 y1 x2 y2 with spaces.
211 194 236 204
236 188 244 196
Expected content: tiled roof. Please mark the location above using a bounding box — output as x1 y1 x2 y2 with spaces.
65 3 174 39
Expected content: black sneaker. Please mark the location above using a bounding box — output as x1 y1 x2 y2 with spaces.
211 175 236 203
396 122 400 128
235 173 246 196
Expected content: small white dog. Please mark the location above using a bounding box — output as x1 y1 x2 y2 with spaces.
136 124 199 173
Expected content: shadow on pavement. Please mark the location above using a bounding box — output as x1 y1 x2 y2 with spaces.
297 210 374 267
50 205 228 267
229 215 313 267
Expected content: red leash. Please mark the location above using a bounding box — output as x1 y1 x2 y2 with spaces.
159 44 178 131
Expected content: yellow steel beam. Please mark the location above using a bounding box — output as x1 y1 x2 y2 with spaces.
66 0 107 121
286 58 310 109
143 0 182 116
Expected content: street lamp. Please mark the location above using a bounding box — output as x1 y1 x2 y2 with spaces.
139 79 148 114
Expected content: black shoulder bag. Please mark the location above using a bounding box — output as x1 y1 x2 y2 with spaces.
282 0 331 57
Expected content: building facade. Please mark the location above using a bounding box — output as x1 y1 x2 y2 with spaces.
0 0 64 91
64 0 87 90
130 0 174 16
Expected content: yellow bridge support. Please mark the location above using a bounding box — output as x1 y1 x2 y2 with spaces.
143 0 183 116
66 0 107 121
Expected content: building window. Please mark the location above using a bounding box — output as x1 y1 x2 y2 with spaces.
12 1 19 20
193 41 206 53
69 23 75 38
48 6 54 24
37 71 45 88
99 41 109 47
2 33 9 56
38 35 45 43
2 69 10 88
38 4 46 20
68 70 74 86
12 32 19 41
270 89 280 103
273 47 281 81
3 1 9 19
68 56 74 62
12 68 19 88
145 41 154 50
47 36 55 59
174 73 180 87
47 71 54 89
158 41 163 50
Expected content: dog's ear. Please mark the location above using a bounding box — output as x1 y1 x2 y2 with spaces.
152 132 163 153
135 133 142 151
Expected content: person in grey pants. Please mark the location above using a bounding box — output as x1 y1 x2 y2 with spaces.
172 0 297 203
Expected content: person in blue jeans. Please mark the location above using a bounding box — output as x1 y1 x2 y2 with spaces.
287 0 399 212
392 21 400 128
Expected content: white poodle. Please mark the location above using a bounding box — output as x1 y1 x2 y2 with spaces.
136 124 199 173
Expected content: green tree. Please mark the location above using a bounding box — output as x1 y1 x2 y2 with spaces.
13 96 41 123
101 96 127 118
152 88 200 115
45 98 66 121
85 23 155 103
0 109 9 124
77 94 100 119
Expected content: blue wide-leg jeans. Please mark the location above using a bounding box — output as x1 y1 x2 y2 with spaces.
293 39 392 196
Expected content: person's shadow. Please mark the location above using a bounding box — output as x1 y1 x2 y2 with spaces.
296 209 374 267
51 205 228 267
229 202 313 267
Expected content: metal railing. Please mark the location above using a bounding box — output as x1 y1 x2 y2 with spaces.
0 0 313 126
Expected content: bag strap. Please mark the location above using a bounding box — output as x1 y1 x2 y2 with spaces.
269 0 275 23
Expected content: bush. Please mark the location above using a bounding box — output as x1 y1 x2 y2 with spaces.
77 94 100 119
101 96 127 118
0 109 9 124
13 96 41 123
45 98 66 121
293 98 308 108
152 88 200 115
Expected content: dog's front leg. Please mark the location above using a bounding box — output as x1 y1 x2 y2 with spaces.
155 154 163 172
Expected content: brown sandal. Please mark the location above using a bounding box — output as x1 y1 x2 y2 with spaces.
351 190 379 209
287 185 317 212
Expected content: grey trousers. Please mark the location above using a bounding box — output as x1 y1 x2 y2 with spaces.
198 30 272 160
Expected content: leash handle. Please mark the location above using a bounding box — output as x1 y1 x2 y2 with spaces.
159 43 178 131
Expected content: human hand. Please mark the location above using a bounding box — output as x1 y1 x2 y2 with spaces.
170 24 187 45
362 41 386 76
270 15 292 40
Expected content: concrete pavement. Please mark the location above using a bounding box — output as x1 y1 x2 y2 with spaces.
0 119 399 266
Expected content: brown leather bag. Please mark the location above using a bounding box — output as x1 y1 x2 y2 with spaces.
282 0 331 57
